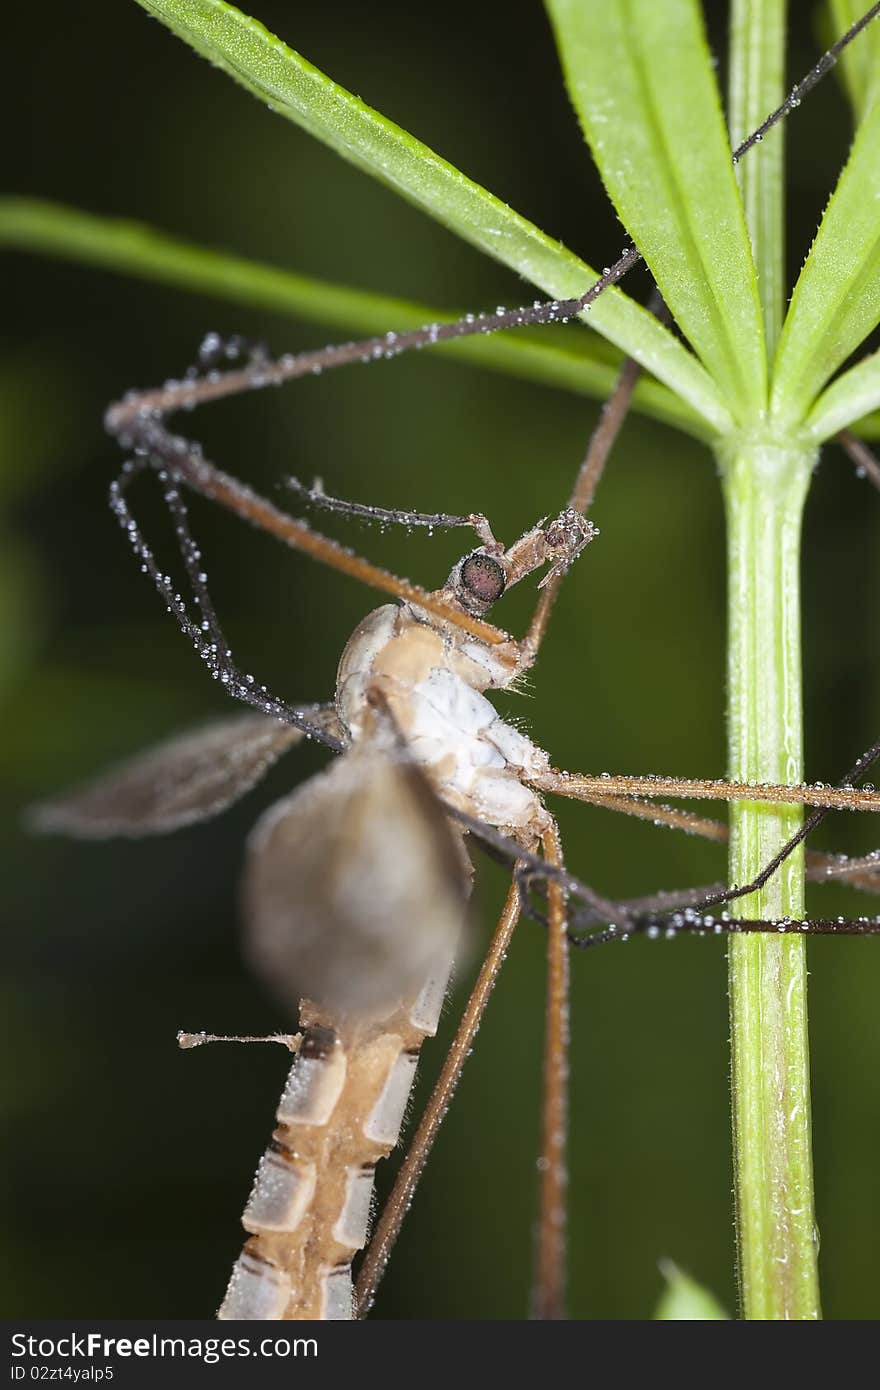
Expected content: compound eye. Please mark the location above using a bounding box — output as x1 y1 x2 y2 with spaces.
458 552 506 611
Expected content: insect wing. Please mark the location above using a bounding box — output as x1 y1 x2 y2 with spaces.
244 746 469 1018
26 710 333 838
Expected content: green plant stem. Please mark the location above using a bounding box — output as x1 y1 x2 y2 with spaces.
721 438 820 1321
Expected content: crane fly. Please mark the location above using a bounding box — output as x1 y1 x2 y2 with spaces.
27 4 880 1320
30 350 880 1320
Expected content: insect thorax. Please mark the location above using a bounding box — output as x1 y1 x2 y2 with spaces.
336 602 550 840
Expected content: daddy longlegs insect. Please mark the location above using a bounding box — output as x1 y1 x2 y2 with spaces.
34 365 880 1319
28 4 880 1320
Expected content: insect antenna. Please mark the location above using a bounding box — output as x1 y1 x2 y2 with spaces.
284 476 496 545
114 414 511 646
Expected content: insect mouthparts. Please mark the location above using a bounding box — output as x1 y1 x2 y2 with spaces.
543 508 598 554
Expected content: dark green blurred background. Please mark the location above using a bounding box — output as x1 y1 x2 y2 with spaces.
3 0 880 1320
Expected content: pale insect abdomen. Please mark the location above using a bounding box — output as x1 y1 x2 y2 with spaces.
337 603 551 839
220 602 551 1320
219 967 451 1320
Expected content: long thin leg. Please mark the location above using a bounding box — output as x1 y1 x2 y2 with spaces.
566 740 880 939
568 862 880 931
516 354 880 919
102 8 879 441
354 880 522 1316
838 430 880 492
684 738 880 914
452 738 880 927
574 914 880 949
525 359 641 656
808 849 880 887
111 458 343 750
131 422 595 655
448 803 625 925
457 791 880 939
524 303 663 659
533 817 569 1321
104 249 642 434
531 765 880 813
125 422 513 649
554 790 880 893
563 729 880 937
578 790 727 841
514 363 880 933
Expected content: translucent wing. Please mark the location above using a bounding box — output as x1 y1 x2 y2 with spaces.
28 708 340 838
245 746 470 1017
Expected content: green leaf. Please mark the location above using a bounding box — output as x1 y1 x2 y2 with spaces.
728 0 786 358
130 0 730 432
857 409 880 438
805 346 880 441
0 198 706 439
771 93 880 427
653 1261 729 1320
545 0 766 423
827 0 880 122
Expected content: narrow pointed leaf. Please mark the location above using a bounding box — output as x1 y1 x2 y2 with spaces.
0 198 706 438
129 0 729 431
858 410 880 438
653 1262 729 1320
771 93 880 426
827 0 880 122
728 0 786 358
805 346 880 440
546 0 766 423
